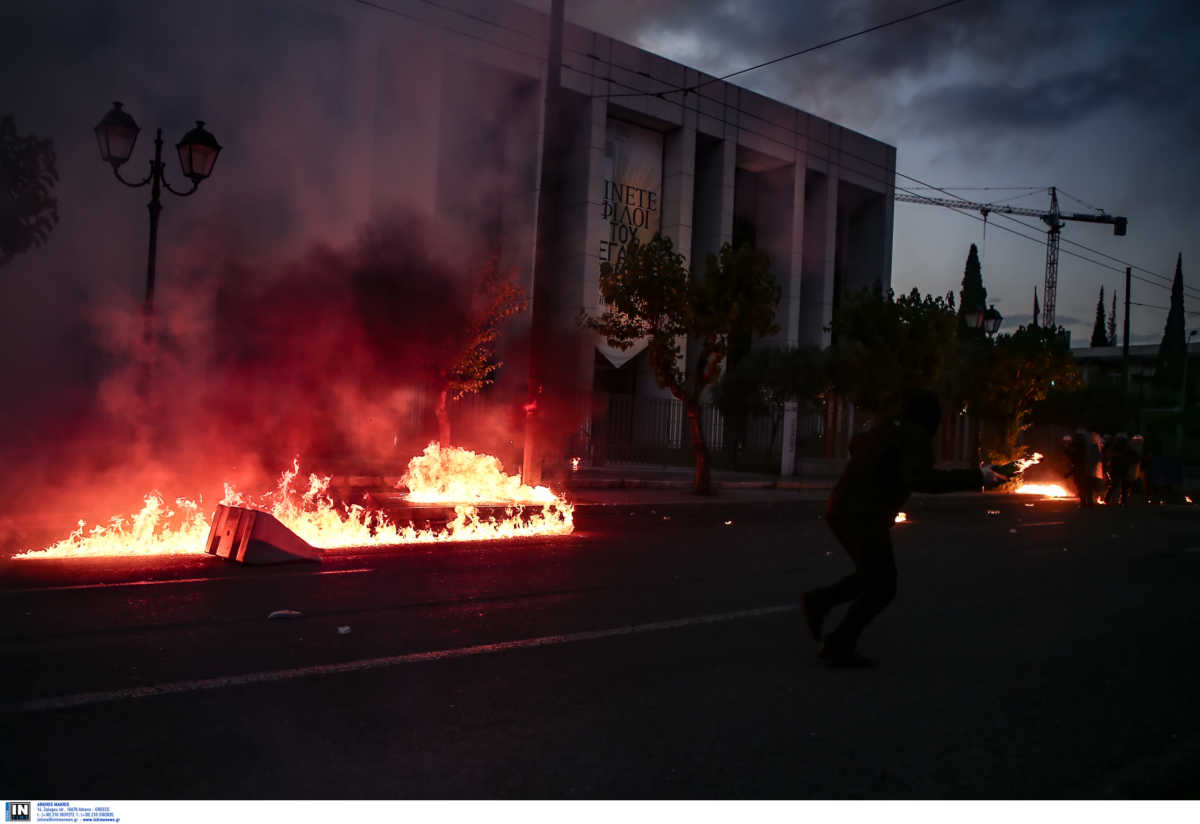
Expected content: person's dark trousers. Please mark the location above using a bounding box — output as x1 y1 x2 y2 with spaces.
807 515 898 654
1078 476 1095 508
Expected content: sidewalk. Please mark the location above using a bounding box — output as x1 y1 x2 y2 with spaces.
561 461 837 505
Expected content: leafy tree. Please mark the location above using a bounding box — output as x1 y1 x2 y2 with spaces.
1155 254 1187 385
0 114 58 267
976 324 1081 462
584 233 780 494
1035 374 1136 435
715 345 830 419
1108 289 1118 346
434 257 526 446
827 284 958 417
1090 286 1108 347
957 243 987 338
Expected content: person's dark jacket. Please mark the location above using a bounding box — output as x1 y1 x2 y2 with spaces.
827 419 983 525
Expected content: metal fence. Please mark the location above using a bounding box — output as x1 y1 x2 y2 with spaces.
596 394 816 473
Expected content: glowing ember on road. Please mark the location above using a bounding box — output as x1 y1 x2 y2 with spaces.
1013 483 1073 498
16 443 573 559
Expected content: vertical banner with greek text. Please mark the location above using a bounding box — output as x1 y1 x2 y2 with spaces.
595 119 663 368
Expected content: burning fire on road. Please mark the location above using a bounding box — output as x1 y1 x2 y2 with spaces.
1013 483 1073 498
15 443 573 559
996 452 1073 499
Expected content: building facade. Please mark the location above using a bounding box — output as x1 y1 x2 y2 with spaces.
44 0 896 474
365 0 896 473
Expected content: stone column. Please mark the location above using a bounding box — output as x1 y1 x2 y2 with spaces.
661 113 697 262
779 152 808 477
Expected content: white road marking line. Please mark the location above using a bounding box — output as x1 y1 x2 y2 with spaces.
21 603 798 712
6 567 374 594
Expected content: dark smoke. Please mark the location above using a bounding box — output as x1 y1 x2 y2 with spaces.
0 209 535 551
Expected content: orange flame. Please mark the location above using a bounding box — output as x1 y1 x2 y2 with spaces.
1012 452 1043 473
1013 483 1073 498
15 495 213 558
16 443 573 559
894 512 907 524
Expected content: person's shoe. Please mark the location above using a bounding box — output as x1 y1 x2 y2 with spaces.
800 592 828 644
817 639 875 668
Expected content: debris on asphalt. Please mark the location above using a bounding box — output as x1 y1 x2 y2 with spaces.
267 609 303 620
1009 528 1018 533
337 625 351 635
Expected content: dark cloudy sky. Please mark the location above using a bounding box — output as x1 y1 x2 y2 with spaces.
4 0 1198 358
562 0 1200 346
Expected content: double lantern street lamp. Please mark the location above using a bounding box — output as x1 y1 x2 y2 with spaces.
968 304 1003 336
93 101 221 314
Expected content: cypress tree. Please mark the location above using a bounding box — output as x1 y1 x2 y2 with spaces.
957 243 987 337
1090 286 1108 347
1032 288 1039 327
1155 253 1187 382
1107 290 1118 346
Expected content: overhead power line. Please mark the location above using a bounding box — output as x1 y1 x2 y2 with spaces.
955 205 1200 299
350 0 1198 308
350 0 544 61
602 0 975 99
574 55 1196 303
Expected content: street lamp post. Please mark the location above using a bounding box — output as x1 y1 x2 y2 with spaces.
966 304 1003 463
982 305 1003 336
94 101 221 317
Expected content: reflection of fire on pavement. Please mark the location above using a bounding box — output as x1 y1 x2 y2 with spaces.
15 443 573 559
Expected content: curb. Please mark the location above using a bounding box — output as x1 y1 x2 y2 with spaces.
568 477 834 491
333 475 836 494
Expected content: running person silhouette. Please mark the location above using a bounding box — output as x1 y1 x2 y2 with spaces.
802 389 1005 667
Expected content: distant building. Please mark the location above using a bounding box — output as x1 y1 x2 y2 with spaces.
1072 342 1200 386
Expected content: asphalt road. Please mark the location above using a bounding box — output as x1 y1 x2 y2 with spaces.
3 494 1199 799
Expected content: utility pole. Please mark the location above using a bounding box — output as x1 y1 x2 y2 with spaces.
1122 266 1131 392
522 0 564 486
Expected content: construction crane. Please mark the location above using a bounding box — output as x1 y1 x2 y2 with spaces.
894 186 1127 327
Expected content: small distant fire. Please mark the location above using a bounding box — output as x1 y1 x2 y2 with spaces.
571 457 581 471
894 512 907 524
16 442 573 559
